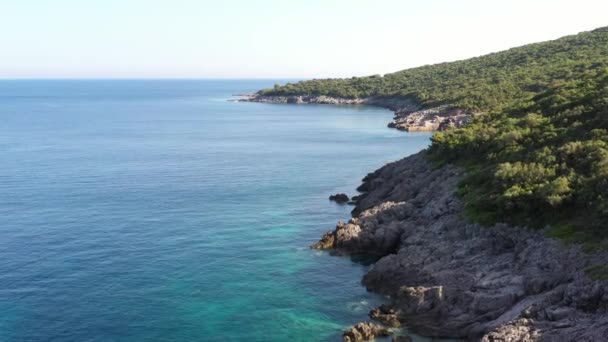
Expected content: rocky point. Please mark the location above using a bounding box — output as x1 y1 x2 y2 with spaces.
314 151 608 341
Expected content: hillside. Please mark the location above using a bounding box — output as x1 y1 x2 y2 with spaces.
262 27 608 238
262 27 608 112
431 65 608 236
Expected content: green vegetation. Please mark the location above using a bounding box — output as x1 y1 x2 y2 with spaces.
429 48 608 236
264 27 608 237
261 27 608 113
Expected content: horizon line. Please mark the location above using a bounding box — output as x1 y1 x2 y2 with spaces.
0 77 311 81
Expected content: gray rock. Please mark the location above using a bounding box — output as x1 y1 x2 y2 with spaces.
330 193 350 204
314 150 608 341
391 106 473 132
310 231 335 250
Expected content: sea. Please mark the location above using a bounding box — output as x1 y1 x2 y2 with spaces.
0 80 437 341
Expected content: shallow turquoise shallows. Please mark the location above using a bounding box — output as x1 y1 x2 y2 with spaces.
0 80 434 341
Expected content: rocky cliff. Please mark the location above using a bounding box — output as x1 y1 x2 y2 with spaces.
314 151 608 341
239 95 472 132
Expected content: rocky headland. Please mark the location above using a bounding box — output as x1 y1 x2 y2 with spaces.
313 151 608 341
239 94 472 132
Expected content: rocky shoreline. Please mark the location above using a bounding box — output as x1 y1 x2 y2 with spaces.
314 151 608 341
238 94 472 132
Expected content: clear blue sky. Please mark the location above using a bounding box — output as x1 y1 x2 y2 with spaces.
1 0 607 78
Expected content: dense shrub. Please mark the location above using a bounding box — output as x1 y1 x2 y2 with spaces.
430 68 608 231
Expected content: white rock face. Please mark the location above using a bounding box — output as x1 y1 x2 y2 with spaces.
390 105 473 132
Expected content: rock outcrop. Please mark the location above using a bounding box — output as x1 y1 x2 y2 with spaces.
314 151 608 341
369 304 401 327
342 322 389 342
329 193 350 204
239 94 472 132
389 105 472 132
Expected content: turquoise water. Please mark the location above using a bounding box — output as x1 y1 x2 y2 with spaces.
0 80 432 341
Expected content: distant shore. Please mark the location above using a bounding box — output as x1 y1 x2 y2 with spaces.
238 94 472 132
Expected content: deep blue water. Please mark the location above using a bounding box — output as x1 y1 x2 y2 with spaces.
0 80 434 341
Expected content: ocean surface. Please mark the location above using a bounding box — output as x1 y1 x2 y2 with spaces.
0 80 435 341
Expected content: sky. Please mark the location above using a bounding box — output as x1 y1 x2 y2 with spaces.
1 0 607 79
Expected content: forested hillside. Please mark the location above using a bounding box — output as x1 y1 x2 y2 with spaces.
262 27 608 112
263 27 608 237
431 67 608 236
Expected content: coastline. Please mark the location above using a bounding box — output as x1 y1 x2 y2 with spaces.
314 151 608 341
239 94 472 132
241 95 608 341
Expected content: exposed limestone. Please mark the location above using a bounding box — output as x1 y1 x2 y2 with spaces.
342 322 389 342
315 151 608 341
239 94 472 132
390 106 473 132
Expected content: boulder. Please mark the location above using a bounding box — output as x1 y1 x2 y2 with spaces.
343 322 389 342
330 193 350 204
310 231 335 250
